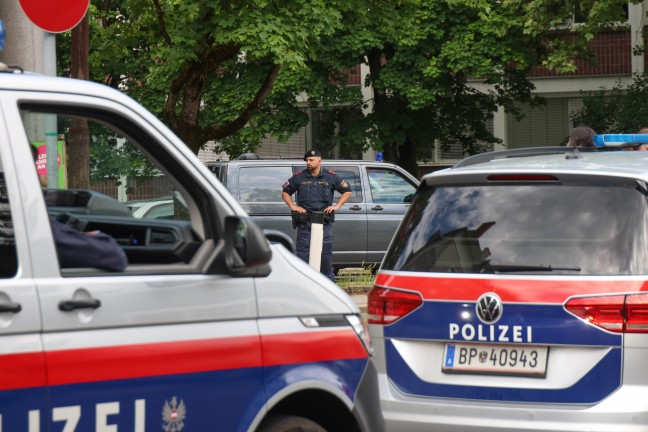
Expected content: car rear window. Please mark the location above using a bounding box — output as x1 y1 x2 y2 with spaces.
383 183 648 275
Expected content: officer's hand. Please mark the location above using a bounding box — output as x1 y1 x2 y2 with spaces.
324 205 338 213
293 206 307 214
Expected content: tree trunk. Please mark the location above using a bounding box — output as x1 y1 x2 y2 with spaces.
68 13 90 189
398 136 419 178
67 119 90 189
366 49 417 174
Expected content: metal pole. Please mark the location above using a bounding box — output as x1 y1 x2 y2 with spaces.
43 32 58 188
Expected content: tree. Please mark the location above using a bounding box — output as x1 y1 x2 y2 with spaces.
309 0 638 174
571 73 648 133
58 0 638 177
61 0 354 156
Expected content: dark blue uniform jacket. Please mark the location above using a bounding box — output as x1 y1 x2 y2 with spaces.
282 168 351 212
50 218 128 272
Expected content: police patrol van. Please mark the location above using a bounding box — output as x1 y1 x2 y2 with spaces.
370 139 648 431
0 67 379 431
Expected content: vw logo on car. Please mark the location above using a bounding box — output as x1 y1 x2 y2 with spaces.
476 292 503 324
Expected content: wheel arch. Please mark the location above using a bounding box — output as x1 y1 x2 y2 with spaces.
250 384 360 432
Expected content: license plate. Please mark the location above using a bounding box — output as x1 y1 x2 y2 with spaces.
442 342 548 377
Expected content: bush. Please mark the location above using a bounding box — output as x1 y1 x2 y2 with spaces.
572 73 648 133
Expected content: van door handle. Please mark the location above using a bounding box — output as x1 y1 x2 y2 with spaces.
0 302 22 313
349 205 362 211
59 299 102 312
371 205 384 211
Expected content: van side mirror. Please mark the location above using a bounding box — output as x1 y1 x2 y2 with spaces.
222 216 272 276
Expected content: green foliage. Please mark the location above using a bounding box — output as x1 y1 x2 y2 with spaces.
336 265 375 291
87 122 158 193
58 0 353 156
307 0 635 174
55 0 637 173
571 73 648 133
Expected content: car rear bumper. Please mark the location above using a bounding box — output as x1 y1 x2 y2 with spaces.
379 374 648 432
373 333 648 431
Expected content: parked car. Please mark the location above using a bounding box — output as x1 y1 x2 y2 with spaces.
207 158 419 269
369 143 648 431
127 198 174 219
0 67 380 432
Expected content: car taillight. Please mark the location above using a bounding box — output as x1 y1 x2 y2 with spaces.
565 294 648 333
367 287 423 325
626 294 648 332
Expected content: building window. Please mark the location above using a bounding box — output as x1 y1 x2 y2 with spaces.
506 100 570 148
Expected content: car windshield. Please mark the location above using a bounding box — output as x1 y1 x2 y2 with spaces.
383 182 648 275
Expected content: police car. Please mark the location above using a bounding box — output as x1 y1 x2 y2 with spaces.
369 138 648 431
0 67 380 431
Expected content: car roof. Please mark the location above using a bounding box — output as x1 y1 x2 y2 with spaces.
206 158 397 166
426 148 648 183
0 71 136 104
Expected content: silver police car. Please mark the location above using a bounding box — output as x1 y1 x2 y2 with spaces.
369 141 648 431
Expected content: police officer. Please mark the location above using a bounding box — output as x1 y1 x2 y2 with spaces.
282 149 352 281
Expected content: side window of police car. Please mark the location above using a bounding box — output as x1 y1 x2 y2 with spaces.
0 164 17 278
21 109 205 274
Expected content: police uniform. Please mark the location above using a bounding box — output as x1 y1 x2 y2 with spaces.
50 217 128 272
282 151 351 280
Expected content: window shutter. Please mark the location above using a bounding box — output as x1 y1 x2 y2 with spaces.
507 100 569 148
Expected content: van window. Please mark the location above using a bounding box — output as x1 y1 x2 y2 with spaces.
367 168 416 204
239 166 292 202
20 108 208 274
330 167 362 203
0 173 17 278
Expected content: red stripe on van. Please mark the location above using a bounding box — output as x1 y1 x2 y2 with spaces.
0 351 47 390
262 329 367 366
46 335 261 386
43 330 366 387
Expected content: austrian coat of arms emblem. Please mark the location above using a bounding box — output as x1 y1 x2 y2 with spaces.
162 396 186 432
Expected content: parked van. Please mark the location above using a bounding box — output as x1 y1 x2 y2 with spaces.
207 158 419 269
0 67 380 431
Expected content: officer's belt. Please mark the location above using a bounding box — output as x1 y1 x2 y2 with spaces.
291 210 335 229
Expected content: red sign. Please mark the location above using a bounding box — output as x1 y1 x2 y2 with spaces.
19 0 89 33
35 145 61 176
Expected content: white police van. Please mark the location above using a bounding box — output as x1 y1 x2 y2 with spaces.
0 66 380 431
370 138 648 431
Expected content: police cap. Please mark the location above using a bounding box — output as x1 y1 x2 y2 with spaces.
304 149 322 160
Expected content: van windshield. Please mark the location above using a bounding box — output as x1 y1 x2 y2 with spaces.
383 182 648 275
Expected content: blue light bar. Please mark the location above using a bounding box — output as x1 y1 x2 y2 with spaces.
594 134 648 147
0 19 4 52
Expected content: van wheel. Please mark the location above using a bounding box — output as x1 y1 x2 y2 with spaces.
257 415 326 432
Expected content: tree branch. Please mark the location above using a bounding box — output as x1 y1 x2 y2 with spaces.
203 63 281 141
152 0 173 47
164 43 241 137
